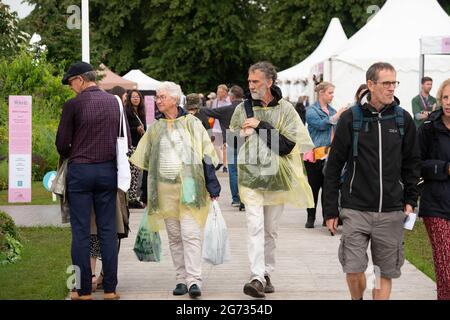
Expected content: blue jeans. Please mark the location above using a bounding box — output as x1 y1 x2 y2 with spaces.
227 145 240 203
67 161 118 295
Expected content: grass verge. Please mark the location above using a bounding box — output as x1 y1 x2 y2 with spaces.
404 219 435 282
0 181 57 205
0 226 71 299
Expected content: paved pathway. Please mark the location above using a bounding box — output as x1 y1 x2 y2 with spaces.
2 172 436 299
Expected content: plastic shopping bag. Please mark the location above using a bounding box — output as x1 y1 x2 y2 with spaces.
202 200 230 265
133 209 161 262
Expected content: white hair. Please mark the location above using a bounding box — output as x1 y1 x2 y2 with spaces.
157 81 183 104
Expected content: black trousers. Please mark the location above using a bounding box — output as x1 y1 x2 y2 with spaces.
304 160 325 220
67 161 118 295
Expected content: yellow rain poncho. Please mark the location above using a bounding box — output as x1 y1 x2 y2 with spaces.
130 113 219 231
229 99 314 207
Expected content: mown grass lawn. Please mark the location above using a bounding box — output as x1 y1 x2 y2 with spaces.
0 227 71 300
0 182 57 206
404 219 435 282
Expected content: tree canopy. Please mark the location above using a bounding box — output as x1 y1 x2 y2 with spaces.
0 3 30 58
17 0 450 93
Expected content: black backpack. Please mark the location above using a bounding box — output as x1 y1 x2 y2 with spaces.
323 104 405 180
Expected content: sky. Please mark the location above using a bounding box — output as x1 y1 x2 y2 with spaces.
3 0 35 19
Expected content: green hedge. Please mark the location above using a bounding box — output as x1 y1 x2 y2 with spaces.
0 210 22 265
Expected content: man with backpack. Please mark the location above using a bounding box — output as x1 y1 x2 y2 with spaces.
323 62 421 300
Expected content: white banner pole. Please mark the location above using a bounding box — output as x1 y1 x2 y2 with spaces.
82 0 90 63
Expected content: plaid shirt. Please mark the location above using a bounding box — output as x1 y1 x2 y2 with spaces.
56 86 130 164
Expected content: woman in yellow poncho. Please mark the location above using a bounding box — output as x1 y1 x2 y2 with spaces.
130 82 220 299
229 62 314 298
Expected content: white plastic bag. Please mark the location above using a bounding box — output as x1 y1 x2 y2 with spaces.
115 95 131 192
202 200 230 265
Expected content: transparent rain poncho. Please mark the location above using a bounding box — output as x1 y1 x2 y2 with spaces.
229 99 314 207
130 114 219 231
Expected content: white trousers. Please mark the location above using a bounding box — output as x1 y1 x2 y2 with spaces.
165 216 202 289
246 204 284 285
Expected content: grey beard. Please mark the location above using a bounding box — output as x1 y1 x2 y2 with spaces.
250 92 262 100
250 86 267 100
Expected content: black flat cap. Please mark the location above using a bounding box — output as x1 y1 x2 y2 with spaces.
62 61 93 85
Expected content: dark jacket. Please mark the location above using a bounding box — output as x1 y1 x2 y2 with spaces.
294 102 306 124
193 111 211 131
126 110 146 147
247 85 296 156
323 92 421 218
56 86 131 163
417 110 450 220
200 100 242 132
156 107 221 198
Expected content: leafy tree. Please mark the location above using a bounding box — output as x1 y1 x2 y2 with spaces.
0 2 30 58
438 0 450 15
18 0 450 92
89 0 150 74
21 0 82 70
22 0 261 92
140 0 261 93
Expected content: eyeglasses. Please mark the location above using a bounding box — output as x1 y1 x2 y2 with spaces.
155 95 169 101
373 81 400 88
68 76 81 86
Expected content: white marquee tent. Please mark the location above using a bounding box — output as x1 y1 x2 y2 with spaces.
319 0 450 113
122 69 162 91
277 17 348 102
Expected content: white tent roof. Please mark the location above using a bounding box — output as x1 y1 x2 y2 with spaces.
333 0 450 71
323 0 450 112
278 17 348 83
122 69 162 91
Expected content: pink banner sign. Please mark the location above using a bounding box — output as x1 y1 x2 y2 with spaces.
8 96 32 203
318 62 324 74
145 95 155 126
442 37 450 54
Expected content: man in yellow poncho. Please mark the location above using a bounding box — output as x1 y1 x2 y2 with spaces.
229 62 314 298
130 82 221 299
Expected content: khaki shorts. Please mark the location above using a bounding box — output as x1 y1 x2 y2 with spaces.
338 208 406 279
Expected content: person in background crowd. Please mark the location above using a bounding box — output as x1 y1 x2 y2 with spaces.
109 85 127 106
206 92 216 108
126 89 147 208
417 78 450 300
185 93 211 130
212 84 231 173
201 85 245 208
198 93 206 107
412 77 438 129
294 96 308 124
304 82 347 228
354 84 368 105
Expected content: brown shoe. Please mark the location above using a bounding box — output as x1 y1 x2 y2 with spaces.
264 276 275 293
243 279 265 298
70 291 93 300
104 292 121 300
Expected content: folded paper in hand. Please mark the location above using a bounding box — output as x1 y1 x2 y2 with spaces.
404 213 417 230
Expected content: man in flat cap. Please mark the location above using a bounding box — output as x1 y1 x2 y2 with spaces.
185 93 211 131
56 61 127 300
